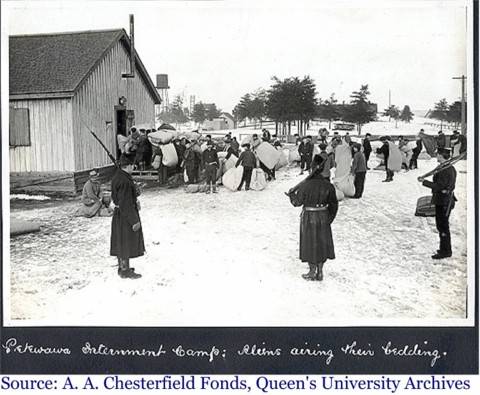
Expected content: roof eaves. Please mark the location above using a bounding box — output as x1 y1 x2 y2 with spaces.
70 29 161 105
10 91 75 100
9 28 124 39
119 35 162 105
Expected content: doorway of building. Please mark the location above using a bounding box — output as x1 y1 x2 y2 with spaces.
115 107 126 159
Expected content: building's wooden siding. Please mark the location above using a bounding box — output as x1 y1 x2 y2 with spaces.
72 40 156 171
9 98 75 172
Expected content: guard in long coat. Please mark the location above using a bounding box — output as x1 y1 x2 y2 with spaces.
288 155 339 281
110 156 145 279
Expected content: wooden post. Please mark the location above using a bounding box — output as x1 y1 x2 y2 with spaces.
453 75 467 135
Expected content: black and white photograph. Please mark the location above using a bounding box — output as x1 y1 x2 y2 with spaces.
1 0 476 339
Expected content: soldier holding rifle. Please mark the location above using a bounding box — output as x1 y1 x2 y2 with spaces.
287 155 339 281
88 126 145 279
418 148 457 260
110 155 145 278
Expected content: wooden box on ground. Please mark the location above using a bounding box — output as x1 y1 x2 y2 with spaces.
10 165 116 197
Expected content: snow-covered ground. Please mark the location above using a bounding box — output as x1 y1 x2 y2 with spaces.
7 155 468 326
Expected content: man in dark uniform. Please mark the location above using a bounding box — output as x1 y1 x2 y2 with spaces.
409 133 423 169
231 137 240 155
317 143 335 181
458 133 467 154
110 156 145 279
362 133 372 170
287 155 339 281
261 128 271 142
202 141 219 193
344 132 352 146
451 130 467 154
318 128 328 144
418 148 457 259
351 143 367 198
236 143 257 191
436 130 446 150
376 137 393 182
224 137 237 160
298 136 314 175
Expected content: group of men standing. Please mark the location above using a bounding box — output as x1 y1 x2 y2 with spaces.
296 133 368 199
75 122 464 281
288 126 462 278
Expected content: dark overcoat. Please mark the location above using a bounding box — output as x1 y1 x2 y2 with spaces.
183 148 197 170
290 176 338 263
422 166 457 206
363 138 372 155
110 169 145 259
376 142 389 161
236 150 257 169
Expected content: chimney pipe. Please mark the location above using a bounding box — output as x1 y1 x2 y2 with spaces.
122 14 135 78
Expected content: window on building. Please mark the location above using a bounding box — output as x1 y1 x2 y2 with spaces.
9 107 31 147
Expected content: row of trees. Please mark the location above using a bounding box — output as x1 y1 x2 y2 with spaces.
233 90 268 129
157 96 189 126
383 105 414 127
382 98 466 131
157 96 222 126
191 102 221 124
233 79 378 135
429 99 466 130
157 86 465 135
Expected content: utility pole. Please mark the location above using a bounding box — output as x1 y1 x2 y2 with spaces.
452 75 466 135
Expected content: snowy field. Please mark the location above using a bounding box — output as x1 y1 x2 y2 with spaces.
7 155 468 326
189 116 457 142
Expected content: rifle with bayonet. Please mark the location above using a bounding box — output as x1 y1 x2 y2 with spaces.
417 151 466 182
82 120 118 167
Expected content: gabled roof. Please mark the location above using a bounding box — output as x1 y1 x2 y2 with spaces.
221 112 234 121
9 29 161 103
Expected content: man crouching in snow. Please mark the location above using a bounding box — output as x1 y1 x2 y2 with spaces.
75 169 113 218
110 155 144 279
287 155 339 281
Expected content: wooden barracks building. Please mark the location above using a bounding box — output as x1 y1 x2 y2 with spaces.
9 26 161 195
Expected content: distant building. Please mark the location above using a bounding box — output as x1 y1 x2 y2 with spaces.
220 112 235 129
9 29 161 195
203 112 235 131
203 119 225 131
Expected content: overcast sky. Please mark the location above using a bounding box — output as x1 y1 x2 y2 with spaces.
3 0 469 113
